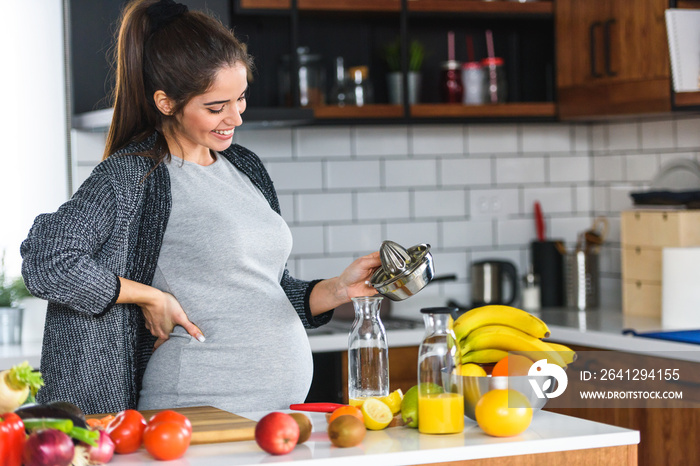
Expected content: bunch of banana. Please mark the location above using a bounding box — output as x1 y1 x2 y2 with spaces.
453 305 576 368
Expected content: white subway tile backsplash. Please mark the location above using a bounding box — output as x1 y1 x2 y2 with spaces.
521 124 572 153
326 160 381 189
574 186 593 213
608 122 639 151
676 117 700 149
495 157 546 184
385 159 437 188
296 127 352 157
497 218 536 246
573 125 591 153
592 186 608 212
297 256 356 281
625 153 658 182
235 128 293 159
277 194 295 223
469 188 519 219
523 186 574 214
608 185 636 212
266 161 323 191
413 189 467 218
440 158 492 187
297 192 353 222
430 251 468 280
549 156 590 183
442 220 494 248
547 217 592 247
411 125 464 155
592 155 624 181
355 126 409 156
590 124 606 152
640 120 674 150
357 191 410 220
466 124 518 154
384 221 440 249
289 225 325 255
327 223 383 254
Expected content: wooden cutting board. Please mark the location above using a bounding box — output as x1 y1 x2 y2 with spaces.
87 406 257 445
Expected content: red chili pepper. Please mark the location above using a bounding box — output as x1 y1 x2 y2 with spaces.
0 412 26 466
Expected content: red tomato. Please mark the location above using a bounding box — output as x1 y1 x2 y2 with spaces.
106 409 147 454
148 410 193 435
143 420 192 461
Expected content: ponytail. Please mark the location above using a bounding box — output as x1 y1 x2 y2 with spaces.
103 0 253 162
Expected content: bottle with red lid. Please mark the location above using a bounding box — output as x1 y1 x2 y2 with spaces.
481 57 507 103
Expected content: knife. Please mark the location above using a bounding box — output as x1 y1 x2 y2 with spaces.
534 201 545 241
289 402 346 413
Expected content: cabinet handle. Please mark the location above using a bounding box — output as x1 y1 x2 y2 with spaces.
604 19 617 77
589 22 603 78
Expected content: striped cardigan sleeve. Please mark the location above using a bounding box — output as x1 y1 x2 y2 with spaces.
20 173 121 316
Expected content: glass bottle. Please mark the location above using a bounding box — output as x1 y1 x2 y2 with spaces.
440 60 463 103
347 296 389 406
417 307 464 434
329 56 348 106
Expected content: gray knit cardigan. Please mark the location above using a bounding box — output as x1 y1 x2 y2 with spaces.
20 134 331 415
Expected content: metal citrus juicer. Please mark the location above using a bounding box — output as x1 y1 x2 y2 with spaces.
369 240 435 301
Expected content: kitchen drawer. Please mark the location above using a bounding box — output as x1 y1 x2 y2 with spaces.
621 246 662 282
621 210 700 247
622 279 661 318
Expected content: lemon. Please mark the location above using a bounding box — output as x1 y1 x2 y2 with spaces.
361 397 393 430
459 363 488 377
378 389 404 414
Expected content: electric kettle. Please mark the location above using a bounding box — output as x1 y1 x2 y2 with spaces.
470 260 519 307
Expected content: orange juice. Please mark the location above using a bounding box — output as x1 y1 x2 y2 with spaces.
418 392 464 434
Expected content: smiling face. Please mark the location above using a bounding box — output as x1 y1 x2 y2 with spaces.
156 62 248 163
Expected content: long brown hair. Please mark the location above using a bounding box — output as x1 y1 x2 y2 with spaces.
103 0 254 161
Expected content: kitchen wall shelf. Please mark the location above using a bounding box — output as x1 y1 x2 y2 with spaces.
313 104 404 119
410 102 556 118
674 92 700 108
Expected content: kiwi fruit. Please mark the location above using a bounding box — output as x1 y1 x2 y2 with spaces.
289 412 312 444
327 415 366 448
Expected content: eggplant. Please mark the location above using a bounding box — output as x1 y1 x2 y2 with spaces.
15 404 88 429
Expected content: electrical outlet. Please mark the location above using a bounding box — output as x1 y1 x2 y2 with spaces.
475 193 504 216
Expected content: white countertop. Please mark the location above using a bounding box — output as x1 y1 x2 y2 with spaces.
104 409 638 466
4 307 700 370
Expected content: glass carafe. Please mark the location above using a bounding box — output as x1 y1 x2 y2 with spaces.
347 296 389 406
417 307 464 434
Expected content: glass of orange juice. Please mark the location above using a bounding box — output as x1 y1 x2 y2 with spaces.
417 307 464 434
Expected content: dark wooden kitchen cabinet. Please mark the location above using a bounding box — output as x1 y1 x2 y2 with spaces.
556 0 700 119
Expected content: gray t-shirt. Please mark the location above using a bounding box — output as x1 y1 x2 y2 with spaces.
138 154 313 413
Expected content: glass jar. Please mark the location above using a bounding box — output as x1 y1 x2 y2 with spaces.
481 57 507 103
346 66 374 107
461 61 487 105
279 46 326 107
347 296 389 406
417 307 464 434
440 60 463 104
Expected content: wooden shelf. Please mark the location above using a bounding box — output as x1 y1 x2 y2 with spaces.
240 0 553 14
299 0 400 12
408 0 553 15
674 92 700 108
410 102 557 118
313 104 404 119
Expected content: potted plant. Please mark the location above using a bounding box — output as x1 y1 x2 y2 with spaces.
0 251 31 345
384 38 425 105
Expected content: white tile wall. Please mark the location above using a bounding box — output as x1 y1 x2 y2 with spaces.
72 114 700 312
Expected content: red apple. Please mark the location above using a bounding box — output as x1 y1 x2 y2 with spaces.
254 412 300 455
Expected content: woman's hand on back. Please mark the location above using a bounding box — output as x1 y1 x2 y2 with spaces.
117 277 205 348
